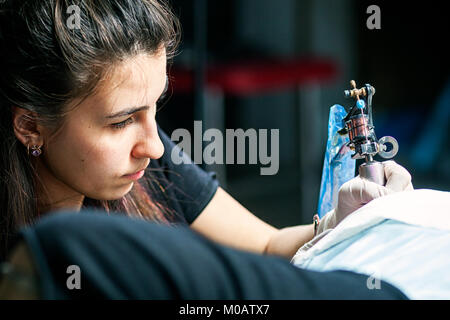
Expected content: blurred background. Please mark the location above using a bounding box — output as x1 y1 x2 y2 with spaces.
156 0 450 227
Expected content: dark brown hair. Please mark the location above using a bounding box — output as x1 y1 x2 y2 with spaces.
0 0 181 259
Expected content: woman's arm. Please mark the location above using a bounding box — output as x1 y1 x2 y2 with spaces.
263 224 315 258
190 187 314 258
191 161 413 259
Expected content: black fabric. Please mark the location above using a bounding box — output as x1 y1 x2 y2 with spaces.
19 211 408 300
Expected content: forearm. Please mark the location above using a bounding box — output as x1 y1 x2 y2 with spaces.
263 224 315 259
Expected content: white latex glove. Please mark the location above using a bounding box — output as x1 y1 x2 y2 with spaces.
317 160 413 234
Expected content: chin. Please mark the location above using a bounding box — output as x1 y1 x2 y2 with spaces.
89 182 134 201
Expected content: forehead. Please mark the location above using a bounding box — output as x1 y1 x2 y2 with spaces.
70 50 167 117
102 51 167 96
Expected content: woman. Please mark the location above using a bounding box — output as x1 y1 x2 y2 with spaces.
0 0 412 264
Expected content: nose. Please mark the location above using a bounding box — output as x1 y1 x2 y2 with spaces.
131 119 165 160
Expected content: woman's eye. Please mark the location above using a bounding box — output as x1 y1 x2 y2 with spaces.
111 117 134 130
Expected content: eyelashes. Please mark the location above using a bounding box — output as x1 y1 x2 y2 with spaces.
111 117 134 130
110 101 161 130
110 92 167 131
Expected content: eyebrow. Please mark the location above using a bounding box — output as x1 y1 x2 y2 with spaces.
105 75 169 119
105 105 150 119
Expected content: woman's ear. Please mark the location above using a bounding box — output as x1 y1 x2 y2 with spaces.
11 106 44 148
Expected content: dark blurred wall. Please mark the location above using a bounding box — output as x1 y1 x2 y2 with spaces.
356 0 450 109
355 1 450 191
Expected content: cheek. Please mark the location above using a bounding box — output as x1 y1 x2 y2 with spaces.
45 129 131 191
90 143 132 179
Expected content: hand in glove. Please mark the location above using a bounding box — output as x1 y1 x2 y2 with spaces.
317 161 413 234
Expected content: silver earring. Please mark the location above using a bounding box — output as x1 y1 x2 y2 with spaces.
28 144 42 157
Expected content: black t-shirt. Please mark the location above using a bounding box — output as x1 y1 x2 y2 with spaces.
144 126 220 224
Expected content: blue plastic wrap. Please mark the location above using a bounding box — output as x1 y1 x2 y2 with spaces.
317 105 356 218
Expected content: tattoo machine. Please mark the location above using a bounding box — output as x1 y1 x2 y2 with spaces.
338 80 399 185
317 80 399 217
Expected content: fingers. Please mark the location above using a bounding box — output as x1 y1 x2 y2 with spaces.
359 177 393 203
335 176 392 225
383 160 413 192
347 176 393 204
337 176 392 211
317 209 336 233
334 161 413 227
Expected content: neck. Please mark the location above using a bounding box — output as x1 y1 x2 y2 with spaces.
38 195 84 215
35 159 85 215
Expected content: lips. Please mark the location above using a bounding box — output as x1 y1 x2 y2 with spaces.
124 162 149 179
124 161 150 178
123 169 145 180
127 168 146 176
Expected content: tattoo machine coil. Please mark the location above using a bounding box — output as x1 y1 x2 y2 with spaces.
338 80 399 185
